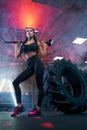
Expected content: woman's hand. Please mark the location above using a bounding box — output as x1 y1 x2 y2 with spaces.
15 41 21 46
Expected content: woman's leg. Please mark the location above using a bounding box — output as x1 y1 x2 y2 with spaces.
12 67 34 104
34 59 44 108
11 67 34 117
27 56 45 116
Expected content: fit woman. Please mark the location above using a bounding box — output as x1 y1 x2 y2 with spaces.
11 27 47 117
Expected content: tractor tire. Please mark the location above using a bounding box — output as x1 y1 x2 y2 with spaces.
43 58 87 114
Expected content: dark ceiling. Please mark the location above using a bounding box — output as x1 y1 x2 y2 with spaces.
33 0 87 8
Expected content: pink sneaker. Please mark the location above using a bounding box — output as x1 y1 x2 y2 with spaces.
11 106 25 117
28 108 42 116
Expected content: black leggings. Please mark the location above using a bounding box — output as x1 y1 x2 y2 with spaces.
12 55 44 107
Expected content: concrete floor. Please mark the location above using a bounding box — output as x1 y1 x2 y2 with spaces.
0 110 87 130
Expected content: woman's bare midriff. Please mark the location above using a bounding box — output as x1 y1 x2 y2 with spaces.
25 52 37 59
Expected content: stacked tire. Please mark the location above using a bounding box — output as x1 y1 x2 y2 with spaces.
43 59 87 114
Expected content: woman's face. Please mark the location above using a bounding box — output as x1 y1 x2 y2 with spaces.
26 28 35 38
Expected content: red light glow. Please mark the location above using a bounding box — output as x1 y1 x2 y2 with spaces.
18 4 40 29
2 122 11 127
41 122 54 128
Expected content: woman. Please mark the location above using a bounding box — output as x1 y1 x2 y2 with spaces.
11 27 47 117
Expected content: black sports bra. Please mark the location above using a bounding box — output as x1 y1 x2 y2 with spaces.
21 42 39 54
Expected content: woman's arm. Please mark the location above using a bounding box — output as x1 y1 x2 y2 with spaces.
15 43 27 61
15 42 22 58
38 41 47 56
